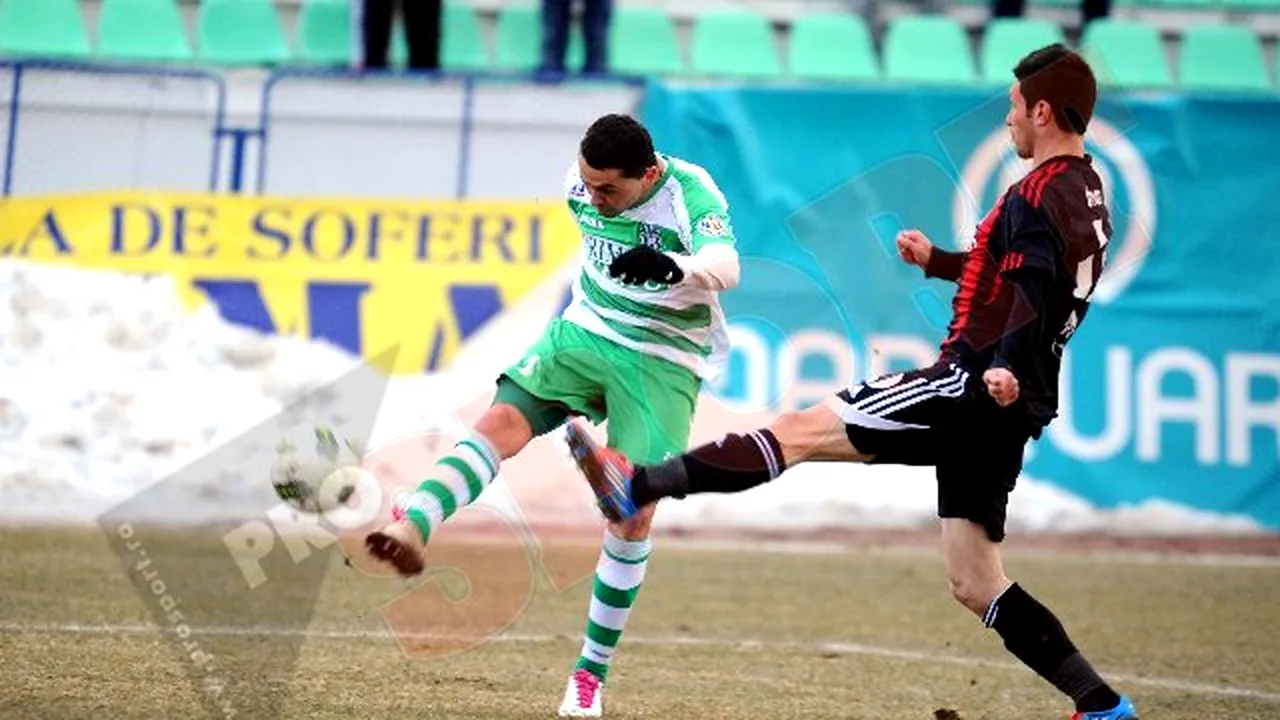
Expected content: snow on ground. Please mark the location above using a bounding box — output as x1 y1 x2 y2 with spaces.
0 260 1265 536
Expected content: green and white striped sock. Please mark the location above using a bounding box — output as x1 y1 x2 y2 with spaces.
574 530 651 682
396 435 501 543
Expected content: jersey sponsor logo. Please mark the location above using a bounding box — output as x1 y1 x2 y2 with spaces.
569 182 588 199
582 233 629 266
695 214 730 238
954 117 1154 305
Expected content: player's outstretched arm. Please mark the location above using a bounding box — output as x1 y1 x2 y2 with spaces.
897 229 966 282
670 243 739 292
608 242 740 291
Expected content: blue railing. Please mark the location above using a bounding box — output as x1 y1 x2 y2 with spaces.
255 67 648 199
0 60 228 196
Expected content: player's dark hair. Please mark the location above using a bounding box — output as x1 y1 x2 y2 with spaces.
1013 44 1097 136
579 113 658 179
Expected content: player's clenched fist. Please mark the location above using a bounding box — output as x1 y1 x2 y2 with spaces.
609 245 685 286
983 368 1020 407
895 229 933 269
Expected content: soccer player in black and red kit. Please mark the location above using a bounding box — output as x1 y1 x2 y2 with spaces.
563 44 1139 719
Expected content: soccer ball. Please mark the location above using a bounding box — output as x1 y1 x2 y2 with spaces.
270 425 364 515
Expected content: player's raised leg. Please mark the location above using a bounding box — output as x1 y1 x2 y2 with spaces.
365 399 532 575
566 396 867 523
366 329 581 577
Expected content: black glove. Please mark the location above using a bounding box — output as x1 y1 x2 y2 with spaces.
608 245 684 286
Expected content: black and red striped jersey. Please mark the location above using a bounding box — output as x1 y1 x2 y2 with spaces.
924 154 1112 429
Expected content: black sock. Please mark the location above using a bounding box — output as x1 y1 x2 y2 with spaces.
630 429 786 507
988 583 1121 713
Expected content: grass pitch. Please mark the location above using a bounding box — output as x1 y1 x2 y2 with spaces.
2 525 1279 719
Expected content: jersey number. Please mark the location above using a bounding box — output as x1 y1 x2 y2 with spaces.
517 354 539 377
1056 217 1109 356
1072 218 1109 301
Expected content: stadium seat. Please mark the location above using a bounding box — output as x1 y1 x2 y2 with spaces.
787 13 878 82
295 0 350 65
1219 0 1280 10
883 16 977 85
495 4 584 71
197 0 293 66
307 6 486 70
0 0 91 59
1079 20 1172 89
980 19 1066 84
442 3 489 70
1178 24 1270 91
1146 0 1216 8
97 0 192 62
609 6 682 76
690 8 781 78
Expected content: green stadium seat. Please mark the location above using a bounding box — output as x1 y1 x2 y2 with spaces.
609 6 682 76
1219 0 1280 10
301 1 487 70
442 4 489 70
97 0 192 62
1178 24 1270 91
1145 0 1216 8
883 16 976 85
1080 20 1173 89
495 4 584 71
197 0 292 66
981 19 1066 84
0 0 91 59
787 13 878 82
690 8 780 78
295 0 350 66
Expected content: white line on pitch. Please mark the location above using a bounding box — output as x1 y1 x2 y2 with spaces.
3 620 1278 703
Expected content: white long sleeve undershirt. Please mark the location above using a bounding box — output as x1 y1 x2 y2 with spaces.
667 243 740 292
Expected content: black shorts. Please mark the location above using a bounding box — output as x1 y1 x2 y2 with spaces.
829 361 1032 542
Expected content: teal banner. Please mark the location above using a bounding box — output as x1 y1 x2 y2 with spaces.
642 84 1280 529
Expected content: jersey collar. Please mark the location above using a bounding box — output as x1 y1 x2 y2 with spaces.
628 154 673 212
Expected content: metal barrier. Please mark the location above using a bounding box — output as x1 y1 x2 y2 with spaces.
256 69 647 199
0 61 227 197
0 62 645 199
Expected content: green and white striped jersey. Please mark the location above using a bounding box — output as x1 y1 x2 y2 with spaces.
560 154 736 380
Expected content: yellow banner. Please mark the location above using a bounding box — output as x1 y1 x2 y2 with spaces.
0 192 578 374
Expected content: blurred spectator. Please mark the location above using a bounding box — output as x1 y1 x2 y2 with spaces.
541 0 613 75
992 0 1110 27
358 0 442 71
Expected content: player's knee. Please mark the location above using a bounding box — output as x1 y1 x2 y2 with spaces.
946 569 1003 617
610 502 655 540
768 410 809 446
947 573 989 616
474 404 534 460
769 406 863 465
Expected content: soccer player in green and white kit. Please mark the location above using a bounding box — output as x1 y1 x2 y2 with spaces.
364 113 740 717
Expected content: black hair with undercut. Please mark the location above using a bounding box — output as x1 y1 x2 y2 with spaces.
579 113 658 179
1013 43 1098 136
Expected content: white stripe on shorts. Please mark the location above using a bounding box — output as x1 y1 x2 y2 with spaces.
842 364 970 429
